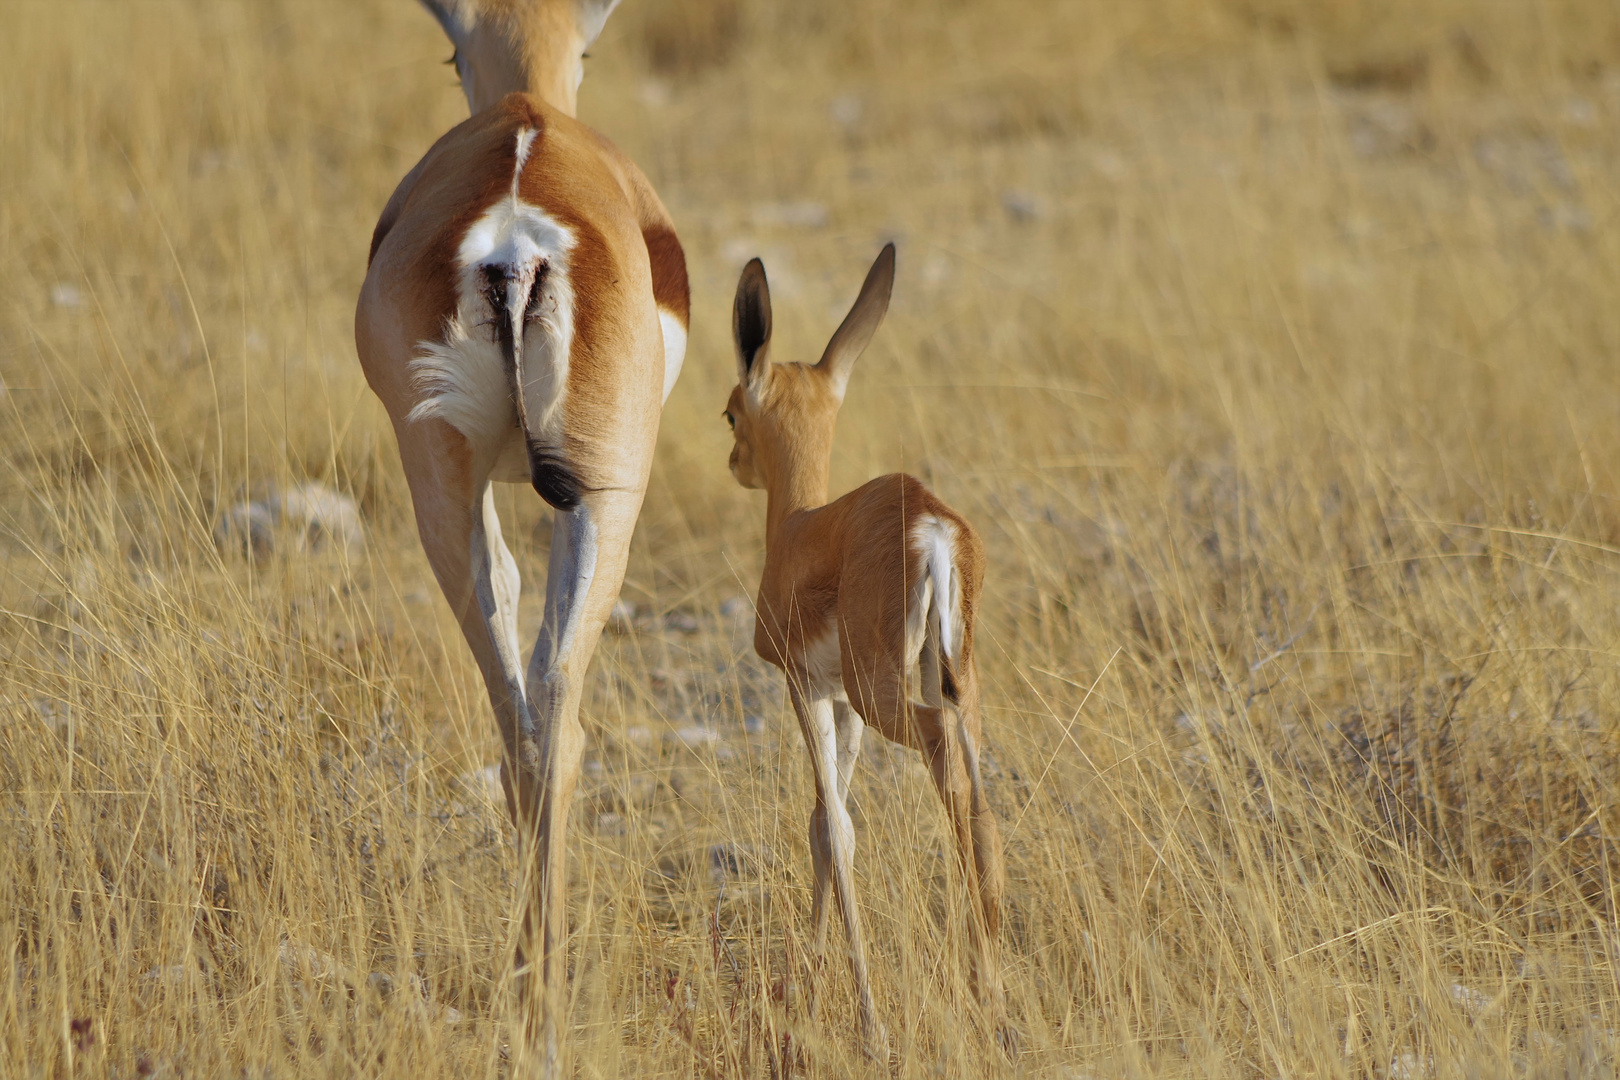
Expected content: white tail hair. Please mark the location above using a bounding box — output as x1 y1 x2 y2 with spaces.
911 514 963 700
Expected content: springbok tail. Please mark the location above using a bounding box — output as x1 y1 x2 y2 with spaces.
924 522 962 704
482 262 583 510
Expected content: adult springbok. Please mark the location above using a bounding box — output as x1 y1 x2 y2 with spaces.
723 245 1012 1056
354 0 686 1070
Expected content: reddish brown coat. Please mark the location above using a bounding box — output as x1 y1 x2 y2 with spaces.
352 4 686 1074
724 246 1012 1054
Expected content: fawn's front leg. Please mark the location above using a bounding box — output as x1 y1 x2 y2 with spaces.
793 684 886 1059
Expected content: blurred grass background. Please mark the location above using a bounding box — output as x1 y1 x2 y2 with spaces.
4 0 1620 1076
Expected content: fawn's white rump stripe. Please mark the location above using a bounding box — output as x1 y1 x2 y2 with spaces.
911 514 962 665
718 244 1009 1050
408 129 577 476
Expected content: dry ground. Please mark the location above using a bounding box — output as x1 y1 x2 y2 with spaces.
5 1 1620 1076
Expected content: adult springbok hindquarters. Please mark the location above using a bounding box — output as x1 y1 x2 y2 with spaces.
723 246 1011 1056
354 1 686 1070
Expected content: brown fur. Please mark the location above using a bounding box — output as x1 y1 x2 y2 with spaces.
353 4 684 1074
724 247 1013 1056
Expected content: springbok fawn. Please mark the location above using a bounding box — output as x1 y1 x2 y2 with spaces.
724 245 1011 1055
354 1 686 1070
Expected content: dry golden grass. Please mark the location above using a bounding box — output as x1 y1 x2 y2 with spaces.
6 1 1620 1076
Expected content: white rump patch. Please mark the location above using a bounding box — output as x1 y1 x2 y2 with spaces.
408 128 577 478
909 515 963 666
658 308 687 403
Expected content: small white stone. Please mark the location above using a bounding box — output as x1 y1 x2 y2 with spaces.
638 79 671 107
214 501 276 560
142 965 188 985
1092 149 1127 179
829 93 863 129
279 481 363 552
668 725 722 749
663 611 700 634
461 764 503 806
1386 1053 1432 1080
1001 190 1043 223
1449 983 1492 1015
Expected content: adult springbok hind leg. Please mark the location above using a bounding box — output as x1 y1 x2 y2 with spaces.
392 412 655 1068
509 483 648 1061
394 418 528 820
360 134 674 1080
356 2 687 1066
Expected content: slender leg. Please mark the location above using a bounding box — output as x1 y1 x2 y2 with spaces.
792 684 886 1058
478 487 528 822
904 694 1011 1056
398 422 528 794
912 706 1003 993
917 608 1008 1036
957 689 1015 1056
807 700 865 1010
509 487 645 1075
863 612 1011 1052
954 693 1007 1014
831 699 864 804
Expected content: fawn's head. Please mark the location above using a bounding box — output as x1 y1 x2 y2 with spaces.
724 244 895 493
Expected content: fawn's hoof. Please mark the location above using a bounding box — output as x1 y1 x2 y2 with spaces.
994 1018 1021 1059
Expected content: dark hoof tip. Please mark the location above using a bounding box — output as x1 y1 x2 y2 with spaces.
995 1021 1022 1059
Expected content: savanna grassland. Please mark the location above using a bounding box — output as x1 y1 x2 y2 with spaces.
5 1 1620 1076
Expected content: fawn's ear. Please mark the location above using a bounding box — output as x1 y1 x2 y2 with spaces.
816 243 895 400
733 257 773 394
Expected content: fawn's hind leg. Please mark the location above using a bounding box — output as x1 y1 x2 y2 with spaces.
908 700 1006 1012
908 632 1011 1047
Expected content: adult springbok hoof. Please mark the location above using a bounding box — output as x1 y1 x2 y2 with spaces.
860 1020 892 1063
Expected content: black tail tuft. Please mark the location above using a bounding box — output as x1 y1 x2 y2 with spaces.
528 443 584 511
483 262 583 510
